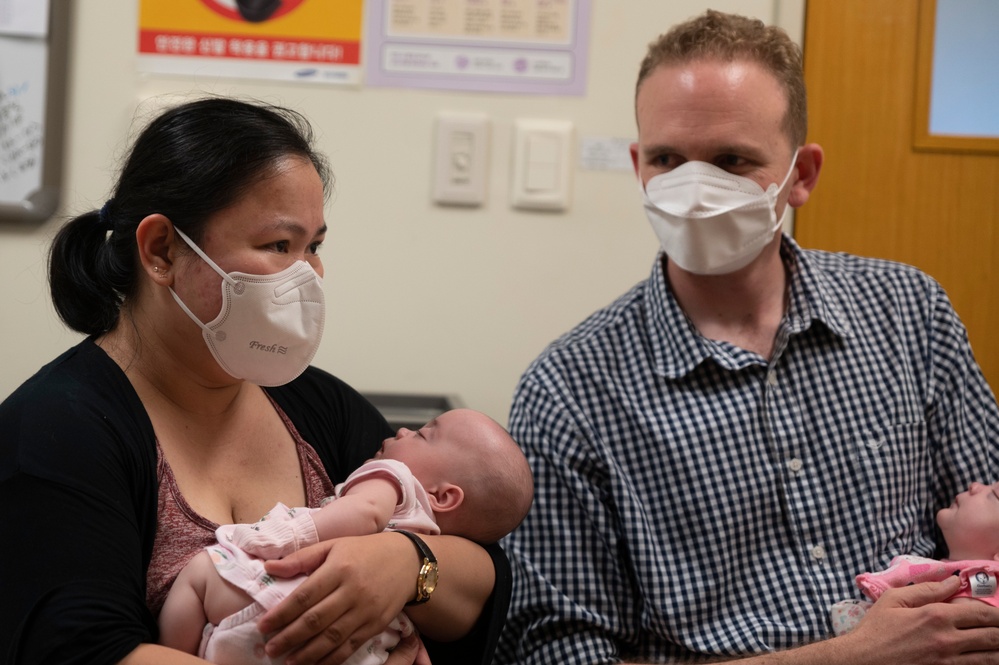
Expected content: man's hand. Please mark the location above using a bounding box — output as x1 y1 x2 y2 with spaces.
839 576 999 664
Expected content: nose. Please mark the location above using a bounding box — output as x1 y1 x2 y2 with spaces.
395 427 412 439
969 482 986 494
307 255 324 278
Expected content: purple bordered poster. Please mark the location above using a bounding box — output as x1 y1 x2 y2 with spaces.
364 0 591 95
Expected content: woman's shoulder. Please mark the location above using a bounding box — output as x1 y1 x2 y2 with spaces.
3 338 139 414
0 338 156 483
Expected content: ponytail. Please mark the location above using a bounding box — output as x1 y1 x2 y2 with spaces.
48 201 136 335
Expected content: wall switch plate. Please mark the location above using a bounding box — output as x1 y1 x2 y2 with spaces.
510 118 573 211
433 112 489 206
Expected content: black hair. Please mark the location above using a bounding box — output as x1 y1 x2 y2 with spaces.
48 97 332 336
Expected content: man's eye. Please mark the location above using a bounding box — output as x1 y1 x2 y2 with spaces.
309 241 323 254
652 154 678 169
716 154 744 168
273 241 289 252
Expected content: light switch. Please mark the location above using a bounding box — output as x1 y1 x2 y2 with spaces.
511 119 573 211
433 112 489 206
526 134 559 191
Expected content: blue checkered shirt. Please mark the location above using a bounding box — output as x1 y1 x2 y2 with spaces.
496 236 999 664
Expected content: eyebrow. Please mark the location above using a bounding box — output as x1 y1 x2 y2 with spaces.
266 220 328 238
640 141 766 160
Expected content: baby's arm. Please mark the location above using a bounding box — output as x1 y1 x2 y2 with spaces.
225 477 402 559
311 476 401 539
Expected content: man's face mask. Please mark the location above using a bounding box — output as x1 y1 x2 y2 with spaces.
641 150 799 275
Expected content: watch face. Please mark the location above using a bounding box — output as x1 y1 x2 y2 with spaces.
421 561 439 596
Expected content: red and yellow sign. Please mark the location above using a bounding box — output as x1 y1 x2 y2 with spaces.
138 0 363 68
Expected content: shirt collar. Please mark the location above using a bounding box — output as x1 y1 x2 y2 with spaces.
646 235 855 379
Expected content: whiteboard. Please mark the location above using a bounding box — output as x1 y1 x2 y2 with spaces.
0 0 68 223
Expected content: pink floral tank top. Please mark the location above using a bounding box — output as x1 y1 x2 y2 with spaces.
145 399 337 616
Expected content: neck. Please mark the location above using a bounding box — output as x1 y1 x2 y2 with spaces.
97 306 252 419
666 238 787 359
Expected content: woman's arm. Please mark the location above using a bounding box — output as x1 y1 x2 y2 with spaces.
253 532 493 665
118 644 209 664
399 534 495 640
119 639 425 665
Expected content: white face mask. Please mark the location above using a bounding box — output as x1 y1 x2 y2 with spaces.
169 227 325 387
641 150 799 275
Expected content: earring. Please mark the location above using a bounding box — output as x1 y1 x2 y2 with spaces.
152 266 160 273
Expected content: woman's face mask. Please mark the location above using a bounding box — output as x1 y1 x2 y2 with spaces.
641 150 799 275
168 227 325 387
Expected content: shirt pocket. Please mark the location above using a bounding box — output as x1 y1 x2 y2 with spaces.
850 421 933 559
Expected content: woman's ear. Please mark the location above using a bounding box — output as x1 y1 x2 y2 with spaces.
135 213 177 283
427 483 464 514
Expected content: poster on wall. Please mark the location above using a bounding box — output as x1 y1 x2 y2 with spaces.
137 0 364 85
0 0 49 37
364 0 591 95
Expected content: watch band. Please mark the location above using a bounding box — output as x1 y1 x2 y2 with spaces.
394 530 439 605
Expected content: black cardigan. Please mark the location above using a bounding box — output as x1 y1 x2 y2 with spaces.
0 338 509 664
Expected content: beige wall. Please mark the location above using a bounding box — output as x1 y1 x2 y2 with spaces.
0 0 802 425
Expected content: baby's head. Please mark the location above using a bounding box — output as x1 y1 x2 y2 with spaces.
376 408 533 544
936 481 999 560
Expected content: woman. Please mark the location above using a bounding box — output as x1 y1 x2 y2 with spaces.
0 98 504 665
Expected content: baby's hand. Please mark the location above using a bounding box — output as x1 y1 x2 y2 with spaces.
224 508 320 560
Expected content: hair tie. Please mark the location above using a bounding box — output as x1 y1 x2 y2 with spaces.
98 200 114 230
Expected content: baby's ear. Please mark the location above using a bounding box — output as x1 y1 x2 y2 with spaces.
427 483 464 514
992 552 999 562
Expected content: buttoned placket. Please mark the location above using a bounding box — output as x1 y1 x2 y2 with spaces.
764 322 830 577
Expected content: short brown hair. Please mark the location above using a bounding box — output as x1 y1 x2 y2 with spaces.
636 10 807 146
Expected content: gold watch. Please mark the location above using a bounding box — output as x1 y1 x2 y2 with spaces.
395 530 438 605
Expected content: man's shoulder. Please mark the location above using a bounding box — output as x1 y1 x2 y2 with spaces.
802 246 938 287
520 279 652 387
796 245 946 315
543 281 648 354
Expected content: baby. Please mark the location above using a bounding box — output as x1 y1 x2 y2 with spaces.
831 480 999 635
158 408 534 664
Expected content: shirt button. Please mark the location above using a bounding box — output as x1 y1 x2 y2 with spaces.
767 370 778 386
788 458 803 473
811 545 827 561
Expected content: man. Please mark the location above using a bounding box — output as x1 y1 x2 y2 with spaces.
496 10 999 665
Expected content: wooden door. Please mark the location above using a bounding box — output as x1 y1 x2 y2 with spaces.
797 0 999 391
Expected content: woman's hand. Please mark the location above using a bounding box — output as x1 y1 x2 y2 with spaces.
257 533 416 665
385 633 432 665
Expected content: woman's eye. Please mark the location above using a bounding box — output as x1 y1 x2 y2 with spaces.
272 240 290 253
309 241 323 254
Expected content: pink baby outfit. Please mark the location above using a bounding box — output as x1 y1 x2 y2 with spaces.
831 555 999 635
856 555 999 604
199 459 440 664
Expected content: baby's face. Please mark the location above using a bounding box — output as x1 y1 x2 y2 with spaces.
936 481 999 560
374 410 479 485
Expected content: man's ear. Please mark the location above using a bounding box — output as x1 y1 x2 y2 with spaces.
787 142 823 208
134 213 177 284
426 483 464 514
